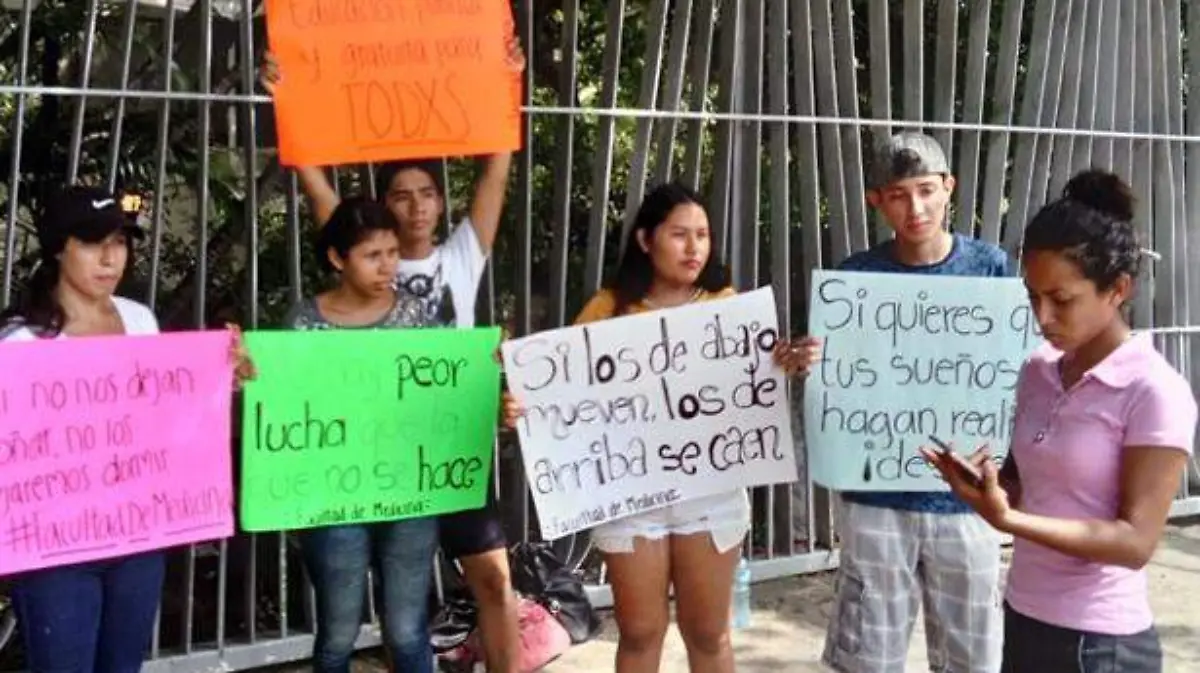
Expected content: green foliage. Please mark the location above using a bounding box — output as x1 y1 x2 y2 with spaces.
0 1 1024 331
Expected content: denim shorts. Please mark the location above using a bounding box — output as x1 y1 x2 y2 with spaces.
438 493 507 559
591 489 750 554
1001 603 1162 673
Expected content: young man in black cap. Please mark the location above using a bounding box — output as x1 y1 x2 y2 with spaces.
791 132 1008 673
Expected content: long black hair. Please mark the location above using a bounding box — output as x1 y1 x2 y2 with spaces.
0 257 65 336
1023 169 1141 291
608 181 729 316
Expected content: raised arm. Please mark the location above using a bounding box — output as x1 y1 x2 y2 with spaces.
259 52 340 228
467 39 525 254
468 152 513 253
294 165 340 228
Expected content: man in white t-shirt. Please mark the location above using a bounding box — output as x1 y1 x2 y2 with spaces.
294 152 519 671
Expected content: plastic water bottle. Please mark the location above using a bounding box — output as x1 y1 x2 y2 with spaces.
732 557 752 629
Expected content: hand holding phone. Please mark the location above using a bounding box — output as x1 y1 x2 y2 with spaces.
927 435 984 488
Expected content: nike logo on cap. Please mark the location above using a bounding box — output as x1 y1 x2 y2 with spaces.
92 198 114 209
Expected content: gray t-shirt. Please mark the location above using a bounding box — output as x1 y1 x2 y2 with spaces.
284 293 428 331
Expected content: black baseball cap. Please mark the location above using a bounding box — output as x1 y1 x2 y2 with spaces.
37 185 144 256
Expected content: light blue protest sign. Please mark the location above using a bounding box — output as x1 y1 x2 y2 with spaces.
804 270 1042 491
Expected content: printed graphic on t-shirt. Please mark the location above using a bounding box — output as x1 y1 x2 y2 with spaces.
393 221 487 330
396 264 458 327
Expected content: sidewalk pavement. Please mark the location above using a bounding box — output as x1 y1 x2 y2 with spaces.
543 520 1200 672
336 520 1200 672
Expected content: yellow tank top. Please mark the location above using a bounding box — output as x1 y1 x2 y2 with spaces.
572 286 736 326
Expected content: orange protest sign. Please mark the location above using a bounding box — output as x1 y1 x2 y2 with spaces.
265 0 522 167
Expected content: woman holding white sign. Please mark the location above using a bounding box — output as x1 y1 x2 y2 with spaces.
923 170 1196 673
502 182 808 673
0 186 254 673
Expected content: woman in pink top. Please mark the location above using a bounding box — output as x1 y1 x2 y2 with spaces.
925 170 1197 673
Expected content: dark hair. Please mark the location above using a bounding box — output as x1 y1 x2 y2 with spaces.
373 159 445 202
1022 169 1141 290
0 258 66 336
315 196 400 273
608 182 729 315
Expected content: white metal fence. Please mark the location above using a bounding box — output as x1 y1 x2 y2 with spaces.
0 0 1199 670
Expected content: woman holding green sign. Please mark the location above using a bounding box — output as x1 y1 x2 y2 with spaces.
0 185 254 673
284 196 440 673
501 182 810 673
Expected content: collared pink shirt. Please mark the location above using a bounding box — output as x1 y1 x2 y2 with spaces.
1005 333 1197 635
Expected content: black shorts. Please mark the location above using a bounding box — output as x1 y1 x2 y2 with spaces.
438 495 507 560
1001 603 1162 673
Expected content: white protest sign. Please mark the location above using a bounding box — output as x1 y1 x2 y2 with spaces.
502 287 799 540
805 270 1042 491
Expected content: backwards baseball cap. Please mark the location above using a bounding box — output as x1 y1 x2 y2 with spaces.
37 185 144 257
866 131 951 190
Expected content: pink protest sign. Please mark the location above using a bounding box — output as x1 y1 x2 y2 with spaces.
0 330 235 575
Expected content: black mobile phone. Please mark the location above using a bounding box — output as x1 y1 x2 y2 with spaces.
928 435 983 488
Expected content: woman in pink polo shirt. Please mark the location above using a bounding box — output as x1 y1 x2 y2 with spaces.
925 169 1197 673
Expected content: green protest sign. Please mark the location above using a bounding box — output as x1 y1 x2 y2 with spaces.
238 327 501 532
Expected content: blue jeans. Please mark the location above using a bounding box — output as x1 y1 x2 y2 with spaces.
299 518 438 673
1002 603 1162 673
11 551 166 673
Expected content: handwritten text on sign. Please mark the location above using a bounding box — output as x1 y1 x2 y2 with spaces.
239 328 501 532
804 271 1042 491
502 288 798 540
265 0 521 166
0 332 234 576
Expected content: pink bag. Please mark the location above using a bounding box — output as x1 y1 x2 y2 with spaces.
461 597 572 672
